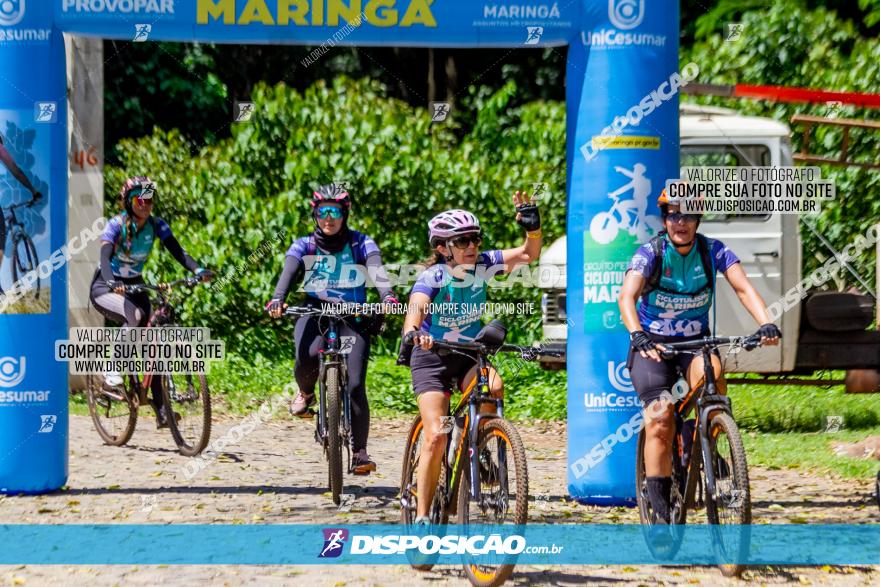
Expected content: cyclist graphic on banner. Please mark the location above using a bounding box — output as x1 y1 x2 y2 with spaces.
0 115 49 313
590 163 662 245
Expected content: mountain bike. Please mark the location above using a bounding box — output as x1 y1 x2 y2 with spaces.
635 333 764 577
85 276 212 456
282 303 383 506
4 200 41 298
399 335 561 587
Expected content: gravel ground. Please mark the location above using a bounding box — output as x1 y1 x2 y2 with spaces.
0 414 877 586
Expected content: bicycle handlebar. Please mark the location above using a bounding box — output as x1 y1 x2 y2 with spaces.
123 275 205 295
429 338 563 361
281 303 386 318
658 333 763 358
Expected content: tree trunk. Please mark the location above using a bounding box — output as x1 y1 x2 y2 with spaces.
427 48 436 104
445 53 458 106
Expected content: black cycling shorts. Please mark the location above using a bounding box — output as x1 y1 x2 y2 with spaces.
410 346 478 396
627 333 718 407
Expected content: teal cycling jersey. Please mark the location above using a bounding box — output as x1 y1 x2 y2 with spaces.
412 250 504 342
627 234 740 337
99 213 173 278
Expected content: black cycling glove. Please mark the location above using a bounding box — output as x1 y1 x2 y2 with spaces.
630 330 658 353
106 279 120 292
757 323 782 340
266 298 283 314
515 203 541 232
405 330 432 345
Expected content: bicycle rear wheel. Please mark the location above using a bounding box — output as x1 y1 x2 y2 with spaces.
704 411 751 577
11 233 40 299
162 372 211 456
458 418 528 587
324 365 344 506
399 415 450 571
85 374 137 446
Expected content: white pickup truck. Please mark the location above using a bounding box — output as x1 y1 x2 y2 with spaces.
538 104 879 388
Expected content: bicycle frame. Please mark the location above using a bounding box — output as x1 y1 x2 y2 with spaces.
119 278 194 408
438 351 508 509
671 340 748 509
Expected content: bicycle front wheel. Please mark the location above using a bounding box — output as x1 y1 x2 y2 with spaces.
85 374 137 446
704 411 751 577
324 365 344 505
162 372 211 457
11 233 40 299
458 418 528 587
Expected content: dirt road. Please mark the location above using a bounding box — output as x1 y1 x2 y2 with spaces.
1 414 877 586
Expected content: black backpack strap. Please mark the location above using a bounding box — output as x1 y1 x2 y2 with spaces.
350 231 365 266
695 233 716 291
696 233 716 335
642 233 666 296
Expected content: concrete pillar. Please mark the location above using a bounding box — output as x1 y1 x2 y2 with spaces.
65 35 104 391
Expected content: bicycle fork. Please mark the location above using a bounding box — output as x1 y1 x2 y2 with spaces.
697 394 732 501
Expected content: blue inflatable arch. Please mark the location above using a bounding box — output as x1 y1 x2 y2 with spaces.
0 0 680 505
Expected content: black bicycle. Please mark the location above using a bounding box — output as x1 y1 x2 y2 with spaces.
635 333 763 577
4 200 40 298
85 276 212 456
281 304 383 506
399 330 561 587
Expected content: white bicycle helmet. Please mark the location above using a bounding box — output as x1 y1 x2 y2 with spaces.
428 209 481 245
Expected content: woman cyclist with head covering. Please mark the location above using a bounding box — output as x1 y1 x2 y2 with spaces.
267 183 398 474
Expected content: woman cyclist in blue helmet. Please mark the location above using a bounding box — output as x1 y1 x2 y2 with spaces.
268 183 398 475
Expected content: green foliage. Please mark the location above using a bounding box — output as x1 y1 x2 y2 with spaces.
858 0 880 26
105 42 227 162
106 77 566 356
684 1 880 290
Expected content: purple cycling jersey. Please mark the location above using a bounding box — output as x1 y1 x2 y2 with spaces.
286 230 379 303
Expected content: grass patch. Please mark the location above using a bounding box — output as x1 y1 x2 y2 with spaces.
729 382 880 432
743 426 880 479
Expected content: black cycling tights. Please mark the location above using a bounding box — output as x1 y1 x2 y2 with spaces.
293 316 371 452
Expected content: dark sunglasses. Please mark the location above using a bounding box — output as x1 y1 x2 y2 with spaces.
665 212 700 224
449 234 482 249
316 206 343 219
134 194 153 207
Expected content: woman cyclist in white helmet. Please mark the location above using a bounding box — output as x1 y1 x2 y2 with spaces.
400 191 542 526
